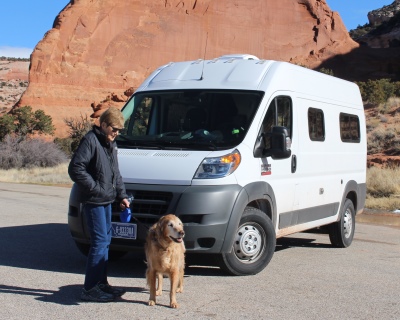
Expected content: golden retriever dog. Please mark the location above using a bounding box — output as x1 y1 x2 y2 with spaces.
145 214 185 308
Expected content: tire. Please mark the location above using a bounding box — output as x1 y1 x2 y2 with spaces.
216 207 276 276
328 199 355 248
74 241 128 261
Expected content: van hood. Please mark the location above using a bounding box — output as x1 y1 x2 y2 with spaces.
118 149 212 185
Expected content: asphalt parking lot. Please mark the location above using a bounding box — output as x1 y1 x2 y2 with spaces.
0 182 399 320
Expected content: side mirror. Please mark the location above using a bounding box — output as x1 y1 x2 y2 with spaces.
253 126 292 159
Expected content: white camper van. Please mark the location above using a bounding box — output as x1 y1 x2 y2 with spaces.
68 55 367 275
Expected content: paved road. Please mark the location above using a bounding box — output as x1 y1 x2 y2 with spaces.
0 182 399 320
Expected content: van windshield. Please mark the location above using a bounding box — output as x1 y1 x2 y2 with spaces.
118 90 263 150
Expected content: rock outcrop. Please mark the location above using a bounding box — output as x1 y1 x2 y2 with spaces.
368 0 400 26
352 0 400 49
16 0 358 136
0 60 29 113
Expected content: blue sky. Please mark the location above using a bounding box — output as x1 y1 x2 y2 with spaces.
0 0 394 58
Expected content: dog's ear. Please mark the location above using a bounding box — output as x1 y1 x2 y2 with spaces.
157 216 165 229
156 216 166 238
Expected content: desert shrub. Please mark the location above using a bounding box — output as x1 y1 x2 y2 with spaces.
366 117 380 132
394 82 400 96
357 79 398 105
0 135 68 170
391 136 400 155
318 68 334 76
384 97 400 113
367 166 400 198
64 113 93 154
349 23 373 40
367 124 400 155
379 115 388 123
54 137 74 157
368 126 398 154
367 136 381 154
0 106 55 141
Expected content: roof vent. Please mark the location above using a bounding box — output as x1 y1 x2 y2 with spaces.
217 54 259 61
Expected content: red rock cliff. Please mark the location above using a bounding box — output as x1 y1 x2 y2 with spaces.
17 0 358 136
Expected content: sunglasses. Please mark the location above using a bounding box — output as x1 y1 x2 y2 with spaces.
110 126 123 133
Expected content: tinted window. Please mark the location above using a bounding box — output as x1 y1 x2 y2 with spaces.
308 108 325 141
340 113 360 143
262 96 292 149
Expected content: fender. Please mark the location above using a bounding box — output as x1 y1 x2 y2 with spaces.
221 181 277 252
337 180 366 220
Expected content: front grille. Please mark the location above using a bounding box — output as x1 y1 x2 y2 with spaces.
112 190 173 226
132 190 173 215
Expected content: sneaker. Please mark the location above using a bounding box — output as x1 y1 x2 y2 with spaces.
81 284 115 302
98 283 126 297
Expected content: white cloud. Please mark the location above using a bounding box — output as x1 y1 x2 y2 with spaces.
0 46 33 59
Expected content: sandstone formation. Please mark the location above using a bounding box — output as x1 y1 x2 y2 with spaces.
16 0 358 136
0 60 29 82
0 60 29 113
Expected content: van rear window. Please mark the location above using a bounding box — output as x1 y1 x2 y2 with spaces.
340 113 360 143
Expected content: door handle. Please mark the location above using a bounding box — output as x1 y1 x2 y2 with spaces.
291 154 297 173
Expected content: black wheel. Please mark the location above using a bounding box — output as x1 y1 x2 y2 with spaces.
217 207 276 276
328 199 355 248
74 241 127 261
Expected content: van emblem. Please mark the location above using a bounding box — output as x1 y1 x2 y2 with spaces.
261 164 271 176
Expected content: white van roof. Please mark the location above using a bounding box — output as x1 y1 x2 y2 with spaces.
137 54 362 107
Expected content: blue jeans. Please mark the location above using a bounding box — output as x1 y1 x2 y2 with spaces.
83 203 112 290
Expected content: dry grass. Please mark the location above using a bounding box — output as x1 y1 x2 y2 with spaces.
366 166 400 211
365 196 400 211
367 166 400 197
0 162 72 186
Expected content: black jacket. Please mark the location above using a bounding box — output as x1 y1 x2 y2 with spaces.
68 126 127 205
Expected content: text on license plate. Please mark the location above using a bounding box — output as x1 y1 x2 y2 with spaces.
111 222 137 239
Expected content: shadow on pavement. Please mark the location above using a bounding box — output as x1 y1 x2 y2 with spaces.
0 284 147 306
0 223 146 277
0 222 335 279
276 236 333 252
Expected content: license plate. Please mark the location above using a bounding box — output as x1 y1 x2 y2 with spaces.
111 222 137 239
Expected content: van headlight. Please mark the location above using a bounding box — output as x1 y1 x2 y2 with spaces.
194 150 241 179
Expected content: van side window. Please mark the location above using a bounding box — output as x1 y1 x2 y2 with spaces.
308 108 325 141
262 96 292 148
340 113 360 143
